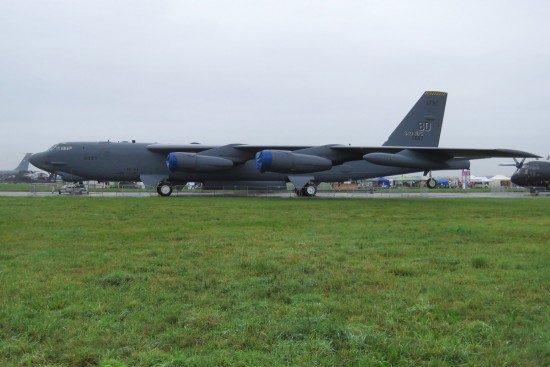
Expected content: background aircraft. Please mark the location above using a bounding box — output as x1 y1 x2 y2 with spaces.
0 153 32 181
502 158 550 192
29 91 540 196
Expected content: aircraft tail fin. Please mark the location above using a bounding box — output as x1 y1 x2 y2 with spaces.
383 91 447 147
15 153 32 172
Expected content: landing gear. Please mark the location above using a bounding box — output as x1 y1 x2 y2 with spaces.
304 184 317 196
424 170 437 189
295 183 317 197
156 181 174 197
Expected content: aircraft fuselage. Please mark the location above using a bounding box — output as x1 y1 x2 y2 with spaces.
29 141 432 186
511 161 550 189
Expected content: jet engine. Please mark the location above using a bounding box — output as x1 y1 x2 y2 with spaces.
166 152 233 172
363 151 470 170
255 150 332 173
364 152 446 169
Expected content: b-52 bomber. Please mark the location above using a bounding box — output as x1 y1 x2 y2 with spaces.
29 91 540 197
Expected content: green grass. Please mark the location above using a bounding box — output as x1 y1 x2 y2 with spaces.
0 197 548 366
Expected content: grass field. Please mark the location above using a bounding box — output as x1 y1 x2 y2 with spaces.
0 197 548 366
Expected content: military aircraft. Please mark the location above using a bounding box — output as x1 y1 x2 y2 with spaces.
502 158 550 192
29 91 540 197
0 153 32 181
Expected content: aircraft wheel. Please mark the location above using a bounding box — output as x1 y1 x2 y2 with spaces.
426 178 437 189
304 184 317 197
157 181 174 197
297 184 317 197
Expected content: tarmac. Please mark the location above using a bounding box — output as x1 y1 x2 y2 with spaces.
1 190 547 199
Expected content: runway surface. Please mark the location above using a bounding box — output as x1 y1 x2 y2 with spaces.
1 190 547 199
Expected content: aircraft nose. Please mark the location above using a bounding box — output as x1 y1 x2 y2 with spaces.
29 152 48 170
511 172 525 186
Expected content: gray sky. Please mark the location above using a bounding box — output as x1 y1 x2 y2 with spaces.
1 0 549 176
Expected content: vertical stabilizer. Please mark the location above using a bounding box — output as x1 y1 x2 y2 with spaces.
15 153 32 172
383 91 447 147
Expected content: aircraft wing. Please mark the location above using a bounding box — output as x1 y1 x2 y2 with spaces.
146 144 224 153
331 146 541 159
147 144 311 154
326 146 541 171
150 143 539 170
423 148 541 159
149 142 540 174
149 143 539 159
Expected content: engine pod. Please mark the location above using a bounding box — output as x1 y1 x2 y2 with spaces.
166 152 234 172
256 150 332 173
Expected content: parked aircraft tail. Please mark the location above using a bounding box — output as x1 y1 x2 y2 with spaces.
15 153 32 172
383 91 447 147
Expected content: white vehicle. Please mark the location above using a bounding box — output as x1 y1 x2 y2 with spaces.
59 183 88 195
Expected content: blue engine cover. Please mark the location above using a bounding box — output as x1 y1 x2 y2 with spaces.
166 153 179 172
255 150 273 172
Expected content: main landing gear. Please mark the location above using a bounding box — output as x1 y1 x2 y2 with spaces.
426 177 437 189
157 181 174 197
424 170 437 189
295 183 317 197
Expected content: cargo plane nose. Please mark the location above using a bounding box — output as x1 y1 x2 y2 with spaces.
511 171 527 187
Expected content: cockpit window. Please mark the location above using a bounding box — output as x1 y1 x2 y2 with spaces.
48 144 72 151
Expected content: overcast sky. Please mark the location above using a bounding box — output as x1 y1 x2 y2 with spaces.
1 0 548 176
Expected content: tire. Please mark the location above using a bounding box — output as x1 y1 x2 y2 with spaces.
157 182 174 197
304 184 317 196
426 178 437 189
298 184 317 197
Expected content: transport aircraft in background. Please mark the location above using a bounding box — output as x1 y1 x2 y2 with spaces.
502 158 550 193
0 153 32 181
29 91 540 196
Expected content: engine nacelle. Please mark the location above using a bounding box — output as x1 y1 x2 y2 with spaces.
364 152 470 170
255 150 332 173
166 152 234 172
364 152 445 169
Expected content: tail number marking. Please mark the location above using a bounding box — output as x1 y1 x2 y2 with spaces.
404 121 432 140
418 121 432 132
